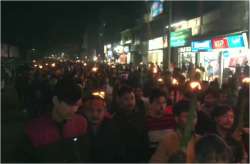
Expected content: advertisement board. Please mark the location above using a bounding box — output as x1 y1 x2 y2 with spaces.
170 29 191 47
227 34 245 48
150 1 163 18
149 37 164 50
191 40 212 52
212 37 229 49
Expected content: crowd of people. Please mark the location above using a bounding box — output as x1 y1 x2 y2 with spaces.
10 58 249 162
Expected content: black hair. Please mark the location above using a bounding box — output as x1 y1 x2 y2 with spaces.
149 88 166 104
211 104 233 120
117 85 134 97
54 78 82 105
195 134 232 163
173 100 190 117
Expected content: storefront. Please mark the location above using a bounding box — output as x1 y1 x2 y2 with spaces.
148 37 165 67
191 32 249 82
113 44 131 64
177 46 196 69
169 28 193 69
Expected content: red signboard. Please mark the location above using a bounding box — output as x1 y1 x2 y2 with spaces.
212 37 229 49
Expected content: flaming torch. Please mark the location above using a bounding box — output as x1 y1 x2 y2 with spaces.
92 91 105 99
92 66 98 72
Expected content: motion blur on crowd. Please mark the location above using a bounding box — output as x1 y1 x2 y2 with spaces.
2 56 249 163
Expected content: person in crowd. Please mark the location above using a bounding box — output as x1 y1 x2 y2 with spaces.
150 100 200 163
195 89 218 135
82 95 122 162
195 134 232 163
19 78 90 162
134 85 149 114
211 104 248 163
146 88 176 156
112 85 150 162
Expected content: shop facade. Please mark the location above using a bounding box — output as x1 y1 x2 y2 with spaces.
147 36 167 68
191 32 249 82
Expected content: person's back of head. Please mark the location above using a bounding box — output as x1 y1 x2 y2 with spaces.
116 85 136 112
195 134 232 163
173 100 190 117
149 88 166 104
54 78 82 105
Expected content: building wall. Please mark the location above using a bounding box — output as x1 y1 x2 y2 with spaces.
1 44 19 58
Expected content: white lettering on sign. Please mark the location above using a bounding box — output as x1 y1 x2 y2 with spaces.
194 41 210 48
232 38 240 44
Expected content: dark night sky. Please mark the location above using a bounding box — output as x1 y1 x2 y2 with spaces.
2 1 146 52
2 1 219 54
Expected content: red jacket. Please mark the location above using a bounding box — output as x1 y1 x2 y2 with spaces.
24 113 90 162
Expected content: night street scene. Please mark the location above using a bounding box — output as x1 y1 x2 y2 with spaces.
1 0 250 163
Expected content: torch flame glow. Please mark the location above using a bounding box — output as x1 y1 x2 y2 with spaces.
195 68 201 73
92 91 105 99
157 78 164 83
172 78 179 86
242 77 250 84
92 66 98 72
190 81 202 90
153 67 158 74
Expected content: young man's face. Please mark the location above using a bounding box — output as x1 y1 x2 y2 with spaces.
85 99 106 125
118 92 136 111
215 110 234 130
55 98 82 120
150 96 166 117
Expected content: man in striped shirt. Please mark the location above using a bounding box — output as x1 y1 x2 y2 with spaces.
146 88 176 155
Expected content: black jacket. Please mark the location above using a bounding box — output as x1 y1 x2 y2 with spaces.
86 117 123 162
113 107 150 162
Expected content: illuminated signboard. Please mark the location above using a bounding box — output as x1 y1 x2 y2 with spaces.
149 37 164 50
170 29 191 47
227 34 245 48
150 1 163 18
212 37 229 49
191 40 212 52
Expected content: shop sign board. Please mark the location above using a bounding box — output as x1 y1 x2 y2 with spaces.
149 37 164 50
227 34 245 48
212 37 229 49
191 40 212 52
170 29 191 47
